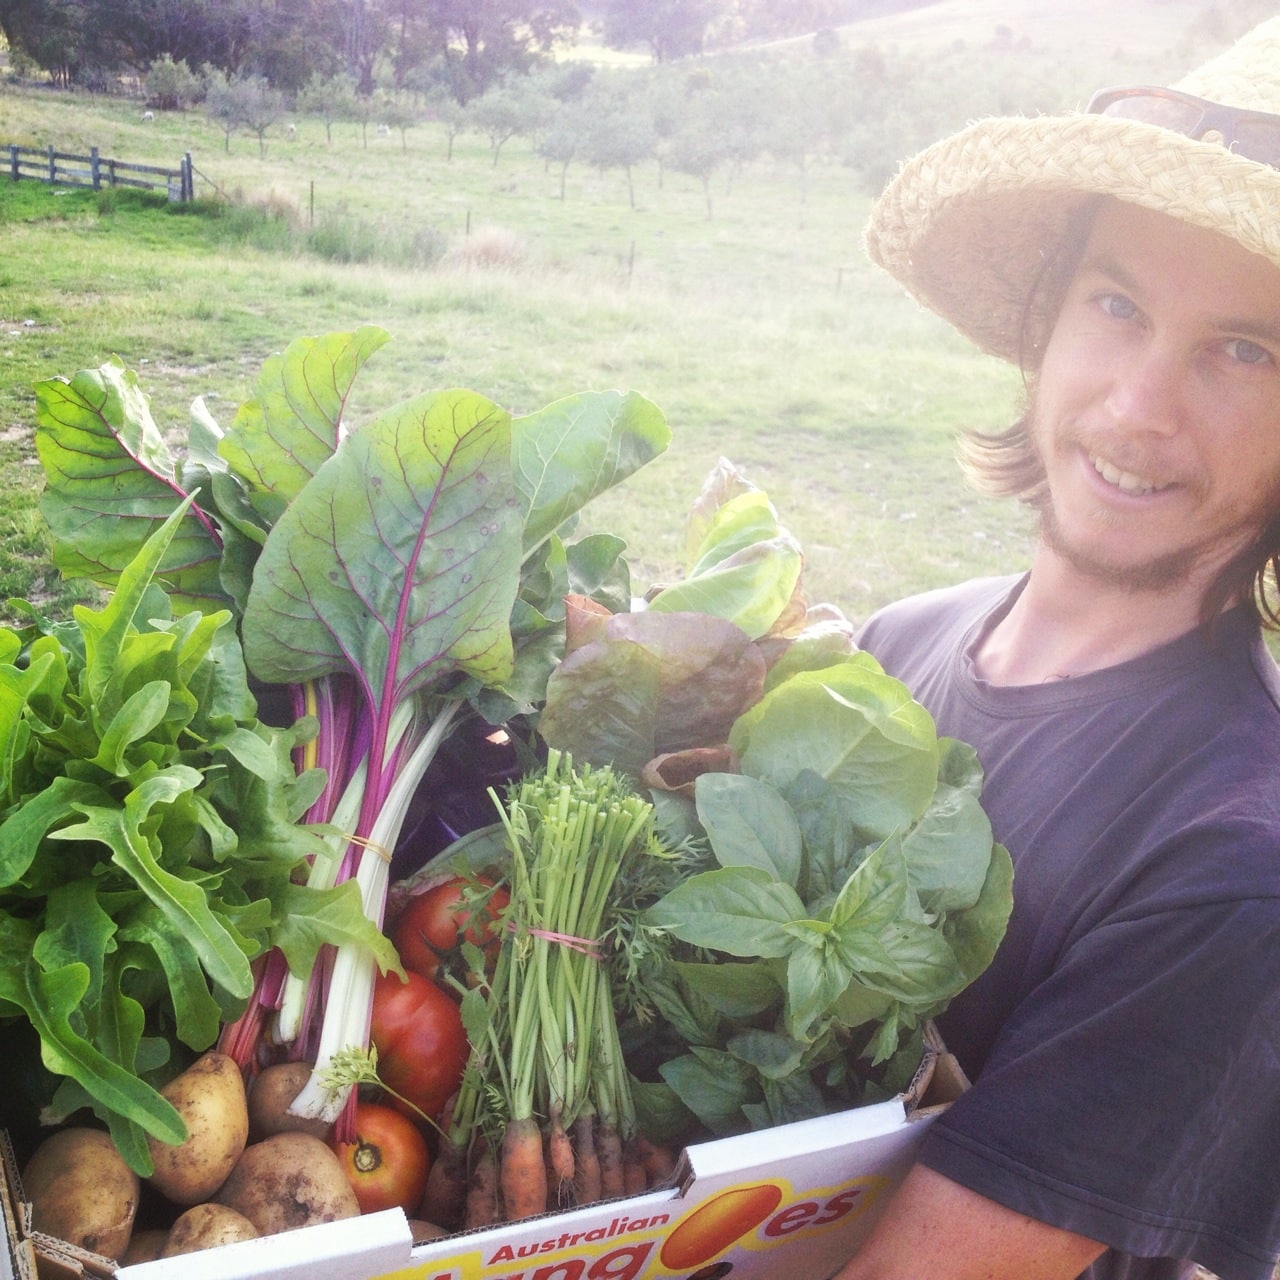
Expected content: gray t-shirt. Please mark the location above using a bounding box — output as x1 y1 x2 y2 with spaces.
858 576 1280 1280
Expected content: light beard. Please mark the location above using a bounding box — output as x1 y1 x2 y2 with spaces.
1033 492 1204 593
1024 394 1273 600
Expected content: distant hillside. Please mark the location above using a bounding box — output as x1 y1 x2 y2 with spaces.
834 0 1218 56
743 0 1274 71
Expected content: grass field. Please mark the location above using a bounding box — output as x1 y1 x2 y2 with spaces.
0 2 1250 626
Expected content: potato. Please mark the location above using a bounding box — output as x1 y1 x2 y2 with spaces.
162 1203 259 1257
247 1061 332 1142
147 1050 250 1204
215 1132 359 1235
22 1127 140 1262
121 1228 170 1265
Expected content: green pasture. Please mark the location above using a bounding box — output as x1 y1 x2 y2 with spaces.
0 79 1035 626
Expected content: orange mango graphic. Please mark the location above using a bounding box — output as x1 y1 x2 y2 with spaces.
659 1183 784 1270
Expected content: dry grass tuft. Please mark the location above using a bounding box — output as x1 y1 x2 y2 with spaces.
442 225 528 271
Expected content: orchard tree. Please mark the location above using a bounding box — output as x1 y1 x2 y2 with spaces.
298 70 359 141
144 53 200 108
666 117 730 216
378 90 420 149
581 105 656 209
536 97 591 198
468 78 553 166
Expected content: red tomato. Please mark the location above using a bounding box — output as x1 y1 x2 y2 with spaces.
369 969 468 1123
331 1101 431 1215
392 876 509 981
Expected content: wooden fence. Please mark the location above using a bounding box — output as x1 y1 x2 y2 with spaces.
4 144 194 201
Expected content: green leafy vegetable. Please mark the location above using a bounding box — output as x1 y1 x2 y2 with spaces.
0 505 395 1173
538 458 1012 1138
640 656 1013 1133
33 330 671 1139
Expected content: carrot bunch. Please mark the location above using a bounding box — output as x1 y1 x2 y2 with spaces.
420 750 679 1229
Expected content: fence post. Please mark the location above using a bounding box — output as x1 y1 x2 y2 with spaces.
91 145 101 190
183 152 193 202
9 145 17 183
47 144 55 184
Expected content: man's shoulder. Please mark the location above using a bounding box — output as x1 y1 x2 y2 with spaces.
858 575 1019 648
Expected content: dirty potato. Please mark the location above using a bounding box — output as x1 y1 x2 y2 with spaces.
22 1128 140 1262
215 1132 359 1235
246 1061 331 1141
162 1203 259 1257
120 1228 170 1265
147 1050 250 1204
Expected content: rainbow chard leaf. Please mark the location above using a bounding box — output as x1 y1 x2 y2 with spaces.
34 361 228 613
241 386 521 704
218 325 392 526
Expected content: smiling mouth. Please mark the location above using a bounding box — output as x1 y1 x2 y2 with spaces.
1090 453 1171 496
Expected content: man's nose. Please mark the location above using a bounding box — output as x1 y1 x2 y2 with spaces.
1103 344 1184 437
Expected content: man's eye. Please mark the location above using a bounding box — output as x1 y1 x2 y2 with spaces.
1097 293 1138 321
1224 338 1272 366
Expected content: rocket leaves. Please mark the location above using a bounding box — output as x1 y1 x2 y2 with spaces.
0 505 397 1172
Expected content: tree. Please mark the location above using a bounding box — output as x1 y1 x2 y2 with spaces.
599 0 728 63
297 70 359 142
468 78 552 166
415 0 579 99
203 67 284 154
378 90 420 150
666 117 730 216
581 104 656 209
419 82 468 159
236 73 287 155
536 99 586 199
144 53 200 109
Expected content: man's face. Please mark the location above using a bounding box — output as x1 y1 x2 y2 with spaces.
1029 199 1280 595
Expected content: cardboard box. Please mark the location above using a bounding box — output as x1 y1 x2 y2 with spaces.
3 1032 965 1280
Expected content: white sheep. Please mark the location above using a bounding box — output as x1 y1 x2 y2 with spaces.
141 110 154 121
376 123 391 136
285 122 297 139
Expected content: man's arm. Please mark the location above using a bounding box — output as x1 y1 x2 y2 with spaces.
831 1164 1107 1280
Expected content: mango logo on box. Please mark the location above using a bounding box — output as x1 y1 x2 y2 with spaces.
393 1171 890 1279
659 1184 783 1270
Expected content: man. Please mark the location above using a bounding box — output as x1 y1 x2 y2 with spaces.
835 17 1280 1280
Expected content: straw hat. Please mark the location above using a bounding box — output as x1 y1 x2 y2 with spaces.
863 17 1280 364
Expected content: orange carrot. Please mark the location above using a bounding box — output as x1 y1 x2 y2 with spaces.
464 1139 501 1229
572 1112 602 1206
548 1112 574 1184
500 1115 548 1222
596 1120 624 1200
547 1111 575 1208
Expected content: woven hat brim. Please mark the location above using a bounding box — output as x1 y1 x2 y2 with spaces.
864 113 1280 364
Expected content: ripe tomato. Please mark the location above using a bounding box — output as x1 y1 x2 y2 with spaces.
331 1101 431 1215
369 968 468 1123
392 875 509 982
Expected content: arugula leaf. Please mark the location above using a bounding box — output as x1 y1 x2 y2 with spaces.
0 508 395 1170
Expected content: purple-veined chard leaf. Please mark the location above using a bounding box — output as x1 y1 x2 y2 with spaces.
240 387 521 710
512 390 670 556
34 362 228 613
218 326 391 526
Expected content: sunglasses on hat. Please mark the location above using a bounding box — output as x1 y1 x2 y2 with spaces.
1086 84 1280 168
